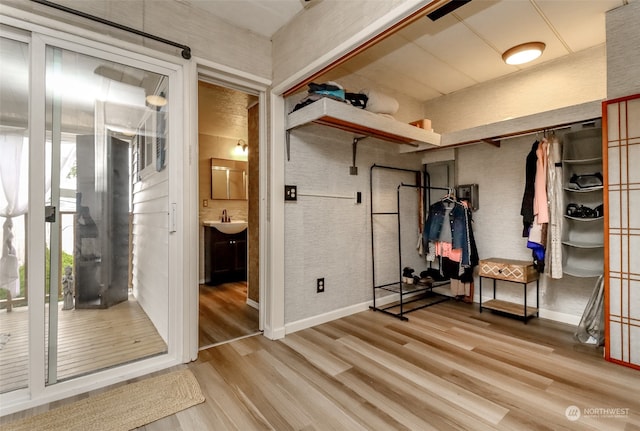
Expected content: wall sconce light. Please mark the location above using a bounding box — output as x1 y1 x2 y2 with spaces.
502 42 545 65
234 139 248 155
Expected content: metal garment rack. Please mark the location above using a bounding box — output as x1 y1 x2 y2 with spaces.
369 164 450 321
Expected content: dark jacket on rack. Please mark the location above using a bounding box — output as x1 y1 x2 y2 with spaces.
520 141 539 235
424 200 475 267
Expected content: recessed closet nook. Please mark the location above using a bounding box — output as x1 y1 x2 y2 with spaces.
281 3 639 373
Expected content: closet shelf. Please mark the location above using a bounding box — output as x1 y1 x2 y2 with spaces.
564 215 604 222
562 240 604 248
563 265 603 278
563 157 602 164
563 186 603 193
287 97 441 149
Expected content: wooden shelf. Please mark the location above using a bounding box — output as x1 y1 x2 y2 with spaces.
481 299 538 318
287 97 441 149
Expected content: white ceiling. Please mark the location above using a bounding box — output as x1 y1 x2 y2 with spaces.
179 0 305 38
190 0 627 102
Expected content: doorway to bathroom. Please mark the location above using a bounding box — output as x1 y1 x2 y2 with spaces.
197 80 260 349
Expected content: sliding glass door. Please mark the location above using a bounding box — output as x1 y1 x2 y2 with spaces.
0 30 30 394
1 23 176 396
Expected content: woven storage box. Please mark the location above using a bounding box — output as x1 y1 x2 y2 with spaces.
479 258 538 283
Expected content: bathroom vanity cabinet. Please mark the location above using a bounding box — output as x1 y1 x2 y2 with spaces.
204 226 247 285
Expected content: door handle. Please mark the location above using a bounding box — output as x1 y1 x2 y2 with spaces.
45 205 56 223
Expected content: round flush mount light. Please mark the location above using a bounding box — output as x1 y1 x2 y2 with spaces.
502 42 546 65
146 94 167 107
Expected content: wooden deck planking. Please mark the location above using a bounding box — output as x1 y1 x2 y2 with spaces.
0 297 166 393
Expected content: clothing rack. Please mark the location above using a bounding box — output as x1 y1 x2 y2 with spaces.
369 164 450 321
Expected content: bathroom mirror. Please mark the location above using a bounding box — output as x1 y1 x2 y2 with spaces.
211 158 247 200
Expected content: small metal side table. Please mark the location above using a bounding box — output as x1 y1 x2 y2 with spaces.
479 258 539 323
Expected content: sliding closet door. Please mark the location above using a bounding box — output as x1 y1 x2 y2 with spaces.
604 94 640 369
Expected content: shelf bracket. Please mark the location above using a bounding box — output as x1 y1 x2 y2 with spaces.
351 136 368 175
482 138 501 147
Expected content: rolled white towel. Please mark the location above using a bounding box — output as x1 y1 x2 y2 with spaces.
360 88 399 115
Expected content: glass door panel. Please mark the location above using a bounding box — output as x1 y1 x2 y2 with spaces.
0 34 30 394
43 45 169 385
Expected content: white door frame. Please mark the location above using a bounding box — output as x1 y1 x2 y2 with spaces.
0 9 188 416
187 59 271 359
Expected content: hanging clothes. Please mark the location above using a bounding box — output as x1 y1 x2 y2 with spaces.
520 140 539 236
533 138 549 224
524 138 549 273
424 197 478 284
545 136 563 278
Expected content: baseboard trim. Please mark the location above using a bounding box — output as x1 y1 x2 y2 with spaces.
282 291 580 335
284 294 401 335
538 308 580 326
246 298 259 310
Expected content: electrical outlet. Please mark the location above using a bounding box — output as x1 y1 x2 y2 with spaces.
285 185 297 201
203 199 208 207
316 278 325 293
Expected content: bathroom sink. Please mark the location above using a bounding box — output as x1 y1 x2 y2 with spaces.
203 220 247 235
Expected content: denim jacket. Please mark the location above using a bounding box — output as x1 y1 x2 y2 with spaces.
423 201 471 266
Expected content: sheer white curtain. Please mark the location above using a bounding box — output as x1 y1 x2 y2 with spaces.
0 130 28 297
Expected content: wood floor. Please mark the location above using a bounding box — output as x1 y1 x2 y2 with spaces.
3 300 640 430
199 281 260 348
0 297 166 393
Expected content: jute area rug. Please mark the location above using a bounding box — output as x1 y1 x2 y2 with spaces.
4 368 205 431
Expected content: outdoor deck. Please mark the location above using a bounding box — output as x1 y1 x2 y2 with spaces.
0 297 166 393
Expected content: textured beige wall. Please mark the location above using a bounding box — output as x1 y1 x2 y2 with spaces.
1 0 272 79
606 0 640 99
247 103 260 303
272 0 414 87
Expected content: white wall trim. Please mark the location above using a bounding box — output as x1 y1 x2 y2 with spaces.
284 294 401 335
195 57 271 91
538 309 581 326
263 91 286 340
283 290 580 335
247 297 259 310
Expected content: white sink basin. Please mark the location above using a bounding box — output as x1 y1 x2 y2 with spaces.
203 220 247 235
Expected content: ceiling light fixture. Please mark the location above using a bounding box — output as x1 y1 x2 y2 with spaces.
234 139 248 155
146 92 167 107
502 42 545 65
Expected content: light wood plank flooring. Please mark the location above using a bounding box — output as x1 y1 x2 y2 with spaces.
4 300 640 430
0 297 166 393
199 281 260 348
